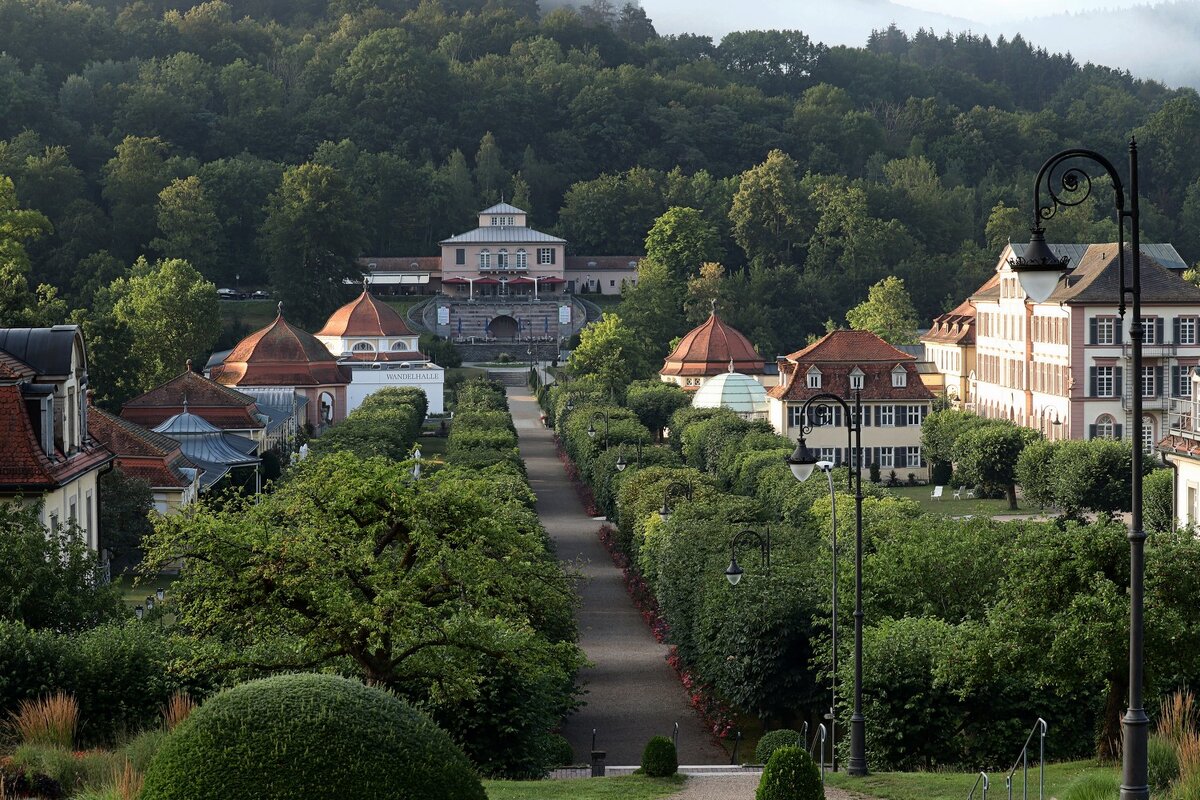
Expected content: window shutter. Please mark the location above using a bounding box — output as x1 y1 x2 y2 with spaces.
893 446 904 464
1157 318 1165 344
1089 318 1098 344
550 249 556 265
1115 367 1123 398
874 406 881 426
1156 366 1165 398
1115 423 1124 440
1089 424 1097 439
1089 367 1097 397
872 447 880 466
1115 320 1123 345
896 406 907 427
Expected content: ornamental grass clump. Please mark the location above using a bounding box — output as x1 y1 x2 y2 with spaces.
754 729 803 765
755 746 821 800
1060 772 1120 800
1160 689 1197 746
640 736 678 777
159 691 195 731
9 692 77 749
140 673 486 800
1149 733 1181 791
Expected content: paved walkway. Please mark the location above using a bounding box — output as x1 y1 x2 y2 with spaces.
508 387 726 765
666 776 872 799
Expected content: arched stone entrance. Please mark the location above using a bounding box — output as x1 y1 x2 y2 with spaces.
488 315 518 341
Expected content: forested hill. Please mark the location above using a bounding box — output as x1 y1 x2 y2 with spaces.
2 0 1200 361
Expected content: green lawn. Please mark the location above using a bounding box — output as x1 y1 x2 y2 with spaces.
825 760 1115 800
484 775 684 799
883 484 1043 518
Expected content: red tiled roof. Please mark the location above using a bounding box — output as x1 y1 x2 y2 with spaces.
123 368 263 430
782 330 918 364
0 350 35 383
0 385 113 489
212 309 350 388
87 407 196 489
922 299 976 346
660 312 765 377
118 460 193 489
316 289 415 338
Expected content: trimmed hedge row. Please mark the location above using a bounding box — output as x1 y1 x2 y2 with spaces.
311 387 426 461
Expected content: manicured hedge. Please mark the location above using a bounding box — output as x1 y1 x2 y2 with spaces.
141 673 486 800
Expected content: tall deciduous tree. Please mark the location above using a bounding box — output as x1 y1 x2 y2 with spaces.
644 206 721 282
98 466 155 574
617 258 686 364
685 261 726 324
845 276 920 344
101 136 180 260
151 175 223 281
109 257 220 391
729 150 809 267
0 175 65 327
259 163 364 329
952 422 1039 510
474 131 508 205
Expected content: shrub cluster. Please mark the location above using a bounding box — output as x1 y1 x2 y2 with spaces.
755 729 803 764
640 735 678 777
311 386 426 460
756 746 822 800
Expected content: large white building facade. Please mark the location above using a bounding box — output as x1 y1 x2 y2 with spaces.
955 243 1200 451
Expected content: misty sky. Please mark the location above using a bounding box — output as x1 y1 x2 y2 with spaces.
641 0 1198 86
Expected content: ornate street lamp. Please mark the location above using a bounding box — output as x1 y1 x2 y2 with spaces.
785 390 867 776
614 438 645 472
1013 140 1148 799
658 481 693 521
587 411 611 449
724 528 771 586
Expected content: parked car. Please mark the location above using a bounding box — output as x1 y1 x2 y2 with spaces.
217 288 238 299
251 290 270 300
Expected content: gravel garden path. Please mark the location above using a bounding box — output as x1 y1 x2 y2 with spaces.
666 775 876 799
507 387 726 766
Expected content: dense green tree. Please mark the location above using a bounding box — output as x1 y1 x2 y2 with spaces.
728 150 808 267
1144 468 1175 533
618 258 686 364
1015 438 1134 520
643 206 721 281
101 136 184 261
684 261 727 324
259 162 365 329
0 500 124 632
109 257 221 391
952 422 1039 510
98 466 155 574
0 175 65 327
151 176 223 281
567 312 648 399
474 131 508 205
625 380 690 441
845 276 920 344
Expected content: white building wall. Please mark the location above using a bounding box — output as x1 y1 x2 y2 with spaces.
346 365 446 415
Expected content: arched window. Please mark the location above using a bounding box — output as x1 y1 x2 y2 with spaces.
516 249 527 269
352 342 374 352
1094 414 1116 440
479 249 490 269
497 248 508 268
319 391 335 424
1142 415 1156 454
391 341 412 351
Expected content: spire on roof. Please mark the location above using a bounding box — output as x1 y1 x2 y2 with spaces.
728 357 734 373
186 358 192 372
276 301 283 317
362 275 370 293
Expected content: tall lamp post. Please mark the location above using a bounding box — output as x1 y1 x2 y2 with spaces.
614 437 645 472
1038 405 1062 440
658 481 692 521
723 528 771 586
1009 139 1147 800
785 389 867 776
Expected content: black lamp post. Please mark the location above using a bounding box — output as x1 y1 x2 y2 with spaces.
724 528 771 586
785 389 867 776
615 437 645 472
1010 140 1147 800
587 411 611 449
658 481 693 521
1038 405 1062 440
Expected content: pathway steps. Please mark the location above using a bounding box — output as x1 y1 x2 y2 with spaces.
507 387 726 765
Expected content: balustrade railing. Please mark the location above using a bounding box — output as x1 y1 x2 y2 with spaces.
1004 718 1047 800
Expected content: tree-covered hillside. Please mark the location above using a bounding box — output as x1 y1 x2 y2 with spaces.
0 0 1198 362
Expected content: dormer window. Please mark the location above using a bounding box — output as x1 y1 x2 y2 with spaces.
849 367 865 391
806 367 822 389
892 365 907 388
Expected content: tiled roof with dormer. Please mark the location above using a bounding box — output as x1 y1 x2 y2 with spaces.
782 330 918 364
0 384 113 490
770 330 933 403
87 406 197 490
922 299 977 346
1049 244 1200 305
122 367 264 431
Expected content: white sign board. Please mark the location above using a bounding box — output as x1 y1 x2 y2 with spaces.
558 306 571 325
437 306 450 325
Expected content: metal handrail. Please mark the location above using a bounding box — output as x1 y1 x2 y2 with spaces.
1005 718 1048 800
809 723 827 784
969 772 990 800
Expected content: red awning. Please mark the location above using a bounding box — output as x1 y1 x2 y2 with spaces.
441 277 468 285
474 277 501 285
507 277 535 285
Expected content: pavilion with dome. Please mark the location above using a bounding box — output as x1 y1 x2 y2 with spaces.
315 286 445 414
691 369 770 420
209 304 351 430
659 310 773 391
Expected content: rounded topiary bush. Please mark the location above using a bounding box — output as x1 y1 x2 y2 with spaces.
756 746 822 800
546 734 575 768
640 735 678 777
755 728 803 764
140 673 485 800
